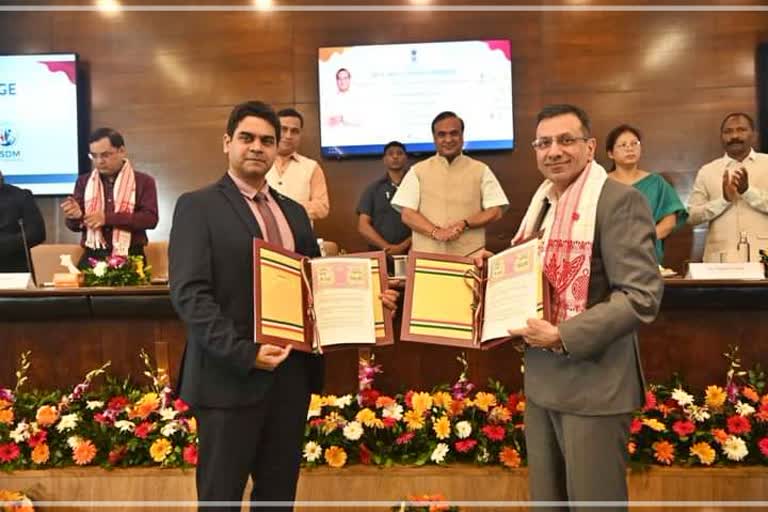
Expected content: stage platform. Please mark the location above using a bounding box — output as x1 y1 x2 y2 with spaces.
1 465 766 511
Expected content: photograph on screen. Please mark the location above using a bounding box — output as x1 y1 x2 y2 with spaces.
318 40 514 158
0 53 80 195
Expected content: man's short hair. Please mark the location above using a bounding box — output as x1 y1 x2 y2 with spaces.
226 101 281 143
720 112 755 132
383 141 406 154
89 127 125 148
431 111 465 135
536 104 592 137
336 68 350 79
277 108 304 128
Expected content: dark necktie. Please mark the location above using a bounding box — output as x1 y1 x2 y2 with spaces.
253 192 284 247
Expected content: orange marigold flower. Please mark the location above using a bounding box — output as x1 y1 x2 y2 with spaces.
73 439 97 465
35 405 58 426
472 392 497 412
489 405 512 424
516 399 526 413
324 445 347 468
627 442 637 455
31 442 50 464
432 391 453 410
187 417 198 434
375 396 395 409
131 392 160 419
705 385 727 410
0 408 13 425
690 442 716 465
711 428 729 445
742 387 760 403
499 446 522 468
450 399 465 417
652 440 675 465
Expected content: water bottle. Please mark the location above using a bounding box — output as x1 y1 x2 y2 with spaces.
736 231 750 262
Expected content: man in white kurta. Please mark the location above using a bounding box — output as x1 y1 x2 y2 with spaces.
688 112 768 262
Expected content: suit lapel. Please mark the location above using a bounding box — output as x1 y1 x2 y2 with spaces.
217 174 263 239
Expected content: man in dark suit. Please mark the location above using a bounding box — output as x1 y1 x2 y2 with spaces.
0 170 45 273
169 100 399 511
506 105 664 511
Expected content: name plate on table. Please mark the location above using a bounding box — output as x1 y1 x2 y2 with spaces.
0 273 34 289
686 262 765 280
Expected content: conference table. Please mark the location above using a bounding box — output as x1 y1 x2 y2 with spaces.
0 279 766 394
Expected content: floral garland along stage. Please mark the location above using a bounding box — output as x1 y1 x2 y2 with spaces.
0 347 767 472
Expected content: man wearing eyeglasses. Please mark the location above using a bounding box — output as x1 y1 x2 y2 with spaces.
501 104 662 511
61 128 158 266
687 112 768 262
391 111 508 256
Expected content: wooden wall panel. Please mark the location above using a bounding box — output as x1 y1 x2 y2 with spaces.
1 8 768 268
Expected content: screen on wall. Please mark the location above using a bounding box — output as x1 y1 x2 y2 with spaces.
317 40 514 158
0 53 80 195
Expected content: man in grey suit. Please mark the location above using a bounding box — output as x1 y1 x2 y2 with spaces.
507 104 663 511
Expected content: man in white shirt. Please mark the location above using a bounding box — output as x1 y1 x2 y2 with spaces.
688 112 768 262
391 111 509 256
266 108 330 221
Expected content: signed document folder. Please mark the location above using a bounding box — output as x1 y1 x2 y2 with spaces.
253 239 394 352
401 237 550 349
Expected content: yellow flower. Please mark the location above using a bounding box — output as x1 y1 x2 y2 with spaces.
322 412 345 434
0 408 13 425
73 439 97 465
135 259 145 279
150 438 173 462
404 410 425 431
36 405 58 427
324 445 347 468
472 392 497 412
131 392 160 419
32 443 50 464
411 392 433 415
516 400 526 413
642 418 666 432
690 442 716 465
705 385 727 410
187 417 197 434
432 391 453 410
308 394 323 412
433 415 451 440
355 408 383 428
321 395 338 407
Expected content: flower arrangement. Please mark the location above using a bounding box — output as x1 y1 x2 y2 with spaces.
1 347 767 472
0 490 34 512
82 254 151 287
393 494 459 511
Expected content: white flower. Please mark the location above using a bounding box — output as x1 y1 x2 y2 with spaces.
685 404 711 423
382 404 404 421
161 421 180 437
86 400 104 410
114 420 135 433
10 422 30 443
67 436 81 449
723 436 749 461
455 420 472 439
93 261 108 277
671 387 694 407
430 443 449 464
56 413 79 432
159 408 178 421
342 421 364 441
476 446 490 464
736 401 756 417
334 395 354 408
303 441 322 462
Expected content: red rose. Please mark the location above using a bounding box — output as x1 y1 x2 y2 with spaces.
727 415 752 435
672 420 696 438
454 439 477 453
481 424 506 442
183 444 198 465
173 398 190 413
359 389 380 408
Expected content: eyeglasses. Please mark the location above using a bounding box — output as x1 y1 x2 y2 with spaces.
88 150 117 161
531 134 590 151
614 140 641 150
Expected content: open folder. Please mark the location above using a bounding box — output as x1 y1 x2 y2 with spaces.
253 239 394 353
400 237 551 349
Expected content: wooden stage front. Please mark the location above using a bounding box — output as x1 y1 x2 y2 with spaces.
1 465 766 511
